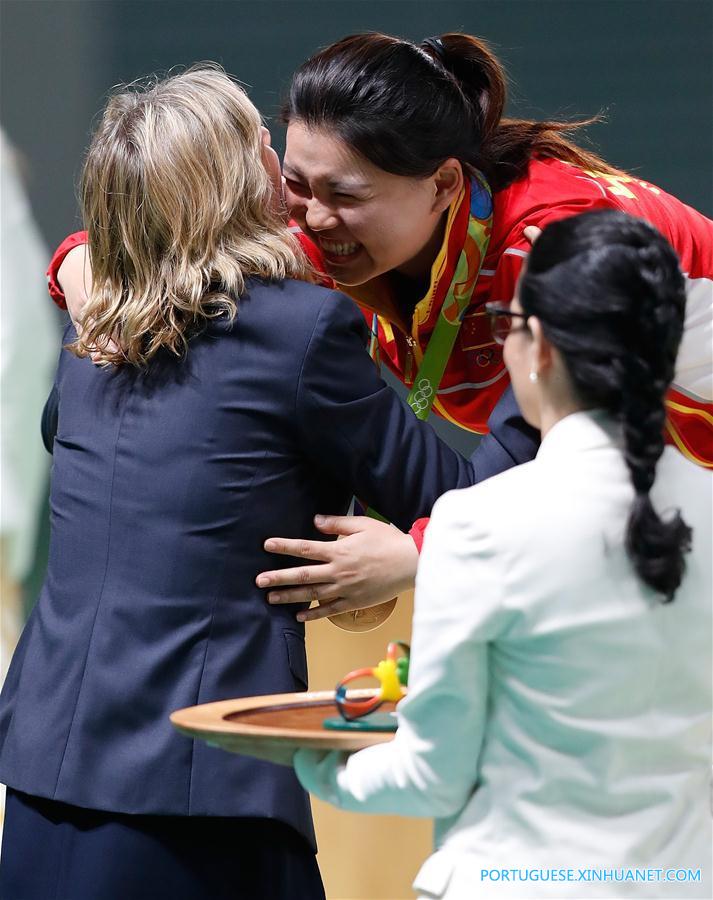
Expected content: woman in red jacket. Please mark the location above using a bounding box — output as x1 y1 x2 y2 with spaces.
51 33 713 620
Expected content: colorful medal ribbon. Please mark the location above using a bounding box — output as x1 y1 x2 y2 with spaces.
405 172 493 419
360 174 493 524
665 388 713 469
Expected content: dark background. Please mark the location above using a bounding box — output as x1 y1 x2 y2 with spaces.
2 0 712 457
3 0 711 249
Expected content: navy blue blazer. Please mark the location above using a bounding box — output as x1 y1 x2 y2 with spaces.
0 279 538 848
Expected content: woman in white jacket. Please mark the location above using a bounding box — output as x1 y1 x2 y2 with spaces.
294 209 712 899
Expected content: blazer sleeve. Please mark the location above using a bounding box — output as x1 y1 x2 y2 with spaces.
41 383 59 454
294 291 477 531
469 384 540 477
294 486 512 817
409 386 539 550
41 323 76 453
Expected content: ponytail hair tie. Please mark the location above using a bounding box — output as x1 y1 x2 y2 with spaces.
421 36 448 67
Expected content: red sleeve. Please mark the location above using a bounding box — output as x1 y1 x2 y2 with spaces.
48 226 335 309
289 220 336 289
46 231 88 309
486 197 615 306
409 517 429 553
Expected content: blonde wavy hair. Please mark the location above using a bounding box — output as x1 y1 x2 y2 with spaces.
74 65 308 367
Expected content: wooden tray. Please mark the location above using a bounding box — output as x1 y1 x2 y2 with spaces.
170 689 397 767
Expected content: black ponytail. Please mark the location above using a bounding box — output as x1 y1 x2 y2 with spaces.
284 32 623 191
520 210 692 602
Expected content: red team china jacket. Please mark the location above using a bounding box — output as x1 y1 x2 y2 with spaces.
48 157 713 472
356 159 712 466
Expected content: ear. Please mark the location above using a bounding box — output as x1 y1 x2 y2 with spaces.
431 158 464 213
527 316 554 379
259 127 285 216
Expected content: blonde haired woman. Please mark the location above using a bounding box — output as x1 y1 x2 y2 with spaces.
0 67 477 900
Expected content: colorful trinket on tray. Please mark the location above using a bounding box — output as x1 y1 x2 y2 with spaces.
323 641 410 732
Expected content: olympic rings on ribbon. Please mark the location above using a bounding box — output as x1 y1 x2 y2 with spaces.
334 641 410 722
408 378 434 415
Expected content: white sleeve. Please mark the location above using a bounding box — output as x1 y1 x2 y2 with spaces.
294 487 511 818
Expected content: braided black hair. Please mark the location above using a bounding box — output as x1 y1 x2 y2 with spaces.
520 210 692 601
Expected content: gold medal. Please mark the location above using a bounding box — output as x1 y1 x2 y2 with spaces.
327 597 398 633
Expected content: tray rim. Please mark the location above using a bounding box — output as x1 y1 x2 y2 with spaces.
170 688 396 753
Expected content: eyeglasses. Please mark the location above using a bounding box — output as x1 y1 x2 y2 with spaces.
485 301 530 345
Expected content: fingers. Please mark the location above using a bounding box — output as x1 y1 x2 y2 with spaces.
78 316 121 364
261 517 373 566
263 536 335 562
313 514 368 536
256 561 332 589
266 582 338 606
523 225 542 245
296 597 357 623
